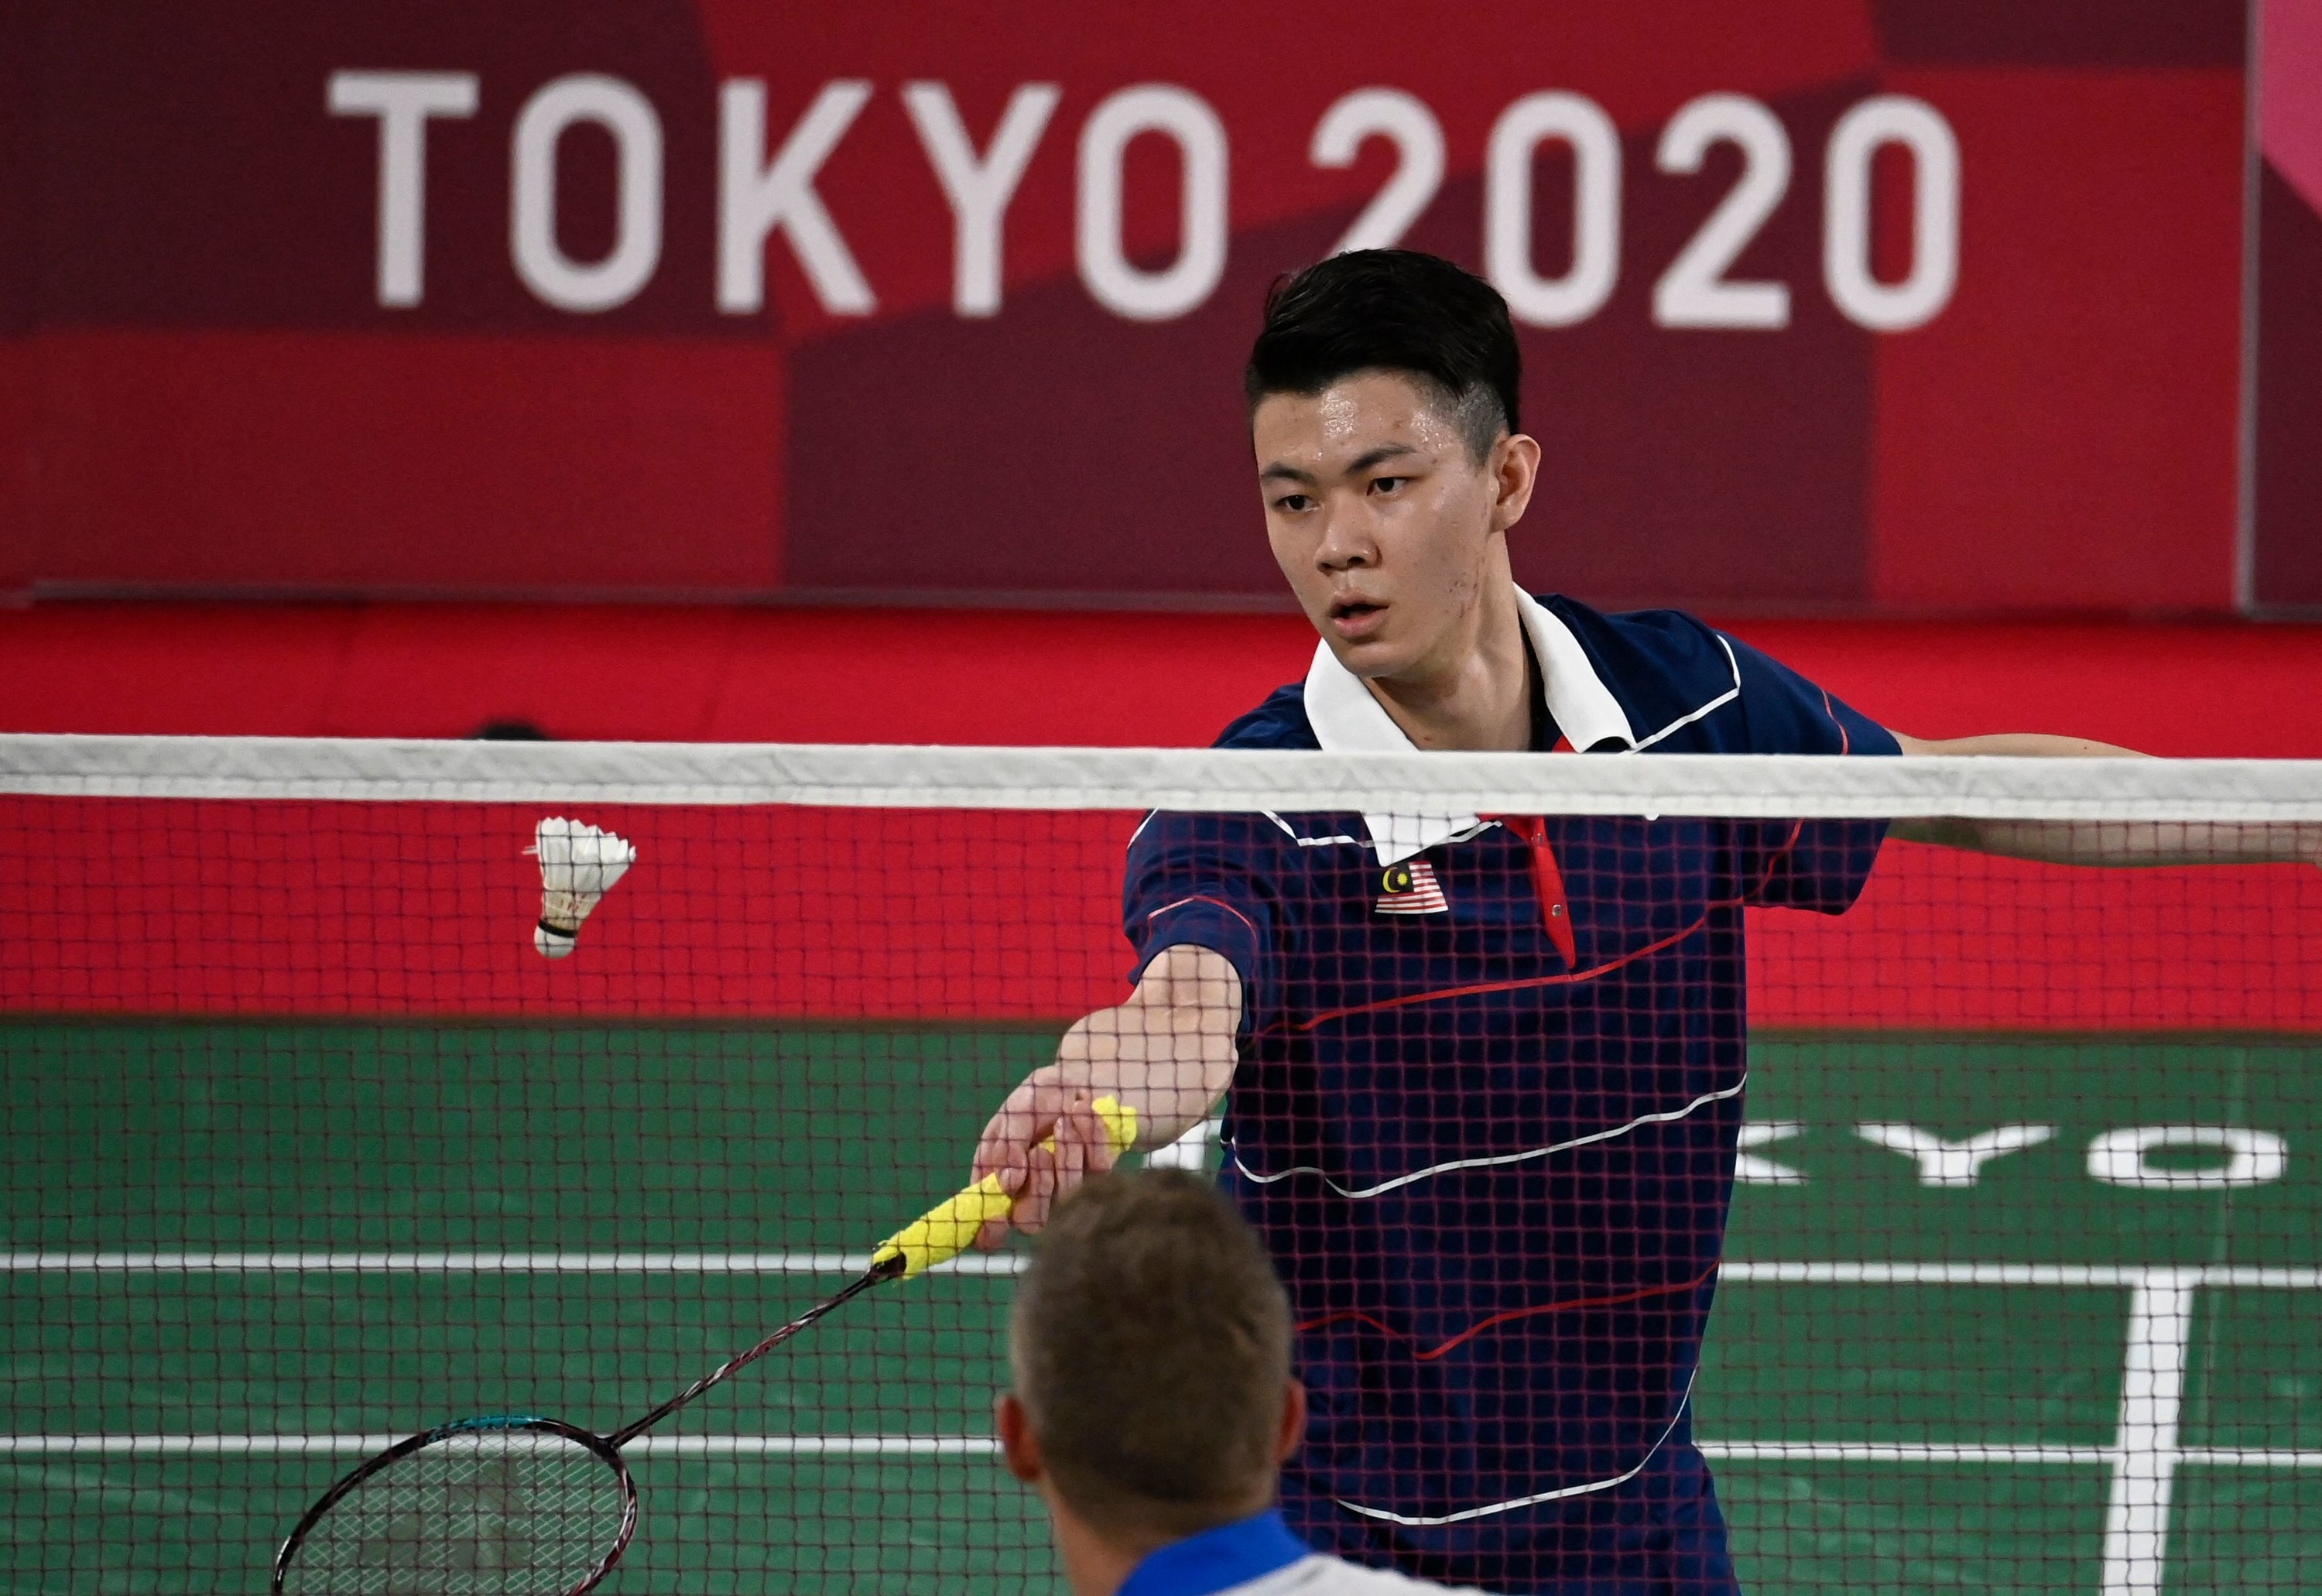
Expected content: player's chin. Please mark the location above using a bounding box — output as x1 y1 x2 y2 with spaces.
1327 632 1413 680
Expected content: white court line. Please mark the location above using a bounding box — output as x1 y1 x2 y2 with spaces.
0 1434 1002 1457
5 1434 2320 1468
2179 1447 2322 1468
1701 1441 2118 1465
0 1252 1017 1276
10 1254 2320 1289
1721 1262 2322 1289
2099 1271 2196 1596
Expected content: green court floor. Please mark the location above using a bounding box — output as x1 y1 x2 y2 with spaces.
5 1023 2318 1594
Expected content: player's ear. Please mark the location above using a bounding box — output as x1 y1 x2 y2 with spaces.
996 1391 1045 1483
1274 1376 1308 1466
1490 433 1540 534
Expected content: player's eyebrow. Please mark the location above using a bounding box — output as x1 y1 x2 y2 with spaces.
1348 443 1419 474
1259 443 1420 486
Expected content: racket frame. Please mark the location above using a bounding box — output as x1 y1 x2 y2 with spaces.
270 1413 637 1596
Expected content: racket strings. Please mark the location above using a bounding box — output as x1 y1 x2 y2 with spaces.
283 1432 628 1596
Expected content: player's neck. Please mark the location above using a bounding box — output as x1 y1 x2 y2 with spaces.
1047 1498 1163 1596
1361 572 1533 752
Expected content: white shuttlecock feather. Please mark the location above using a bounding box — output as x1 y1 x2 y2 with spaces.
525 817 637 959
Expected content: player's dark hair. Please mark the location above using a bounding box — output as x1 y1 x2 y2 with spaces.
1245 248 1521 461
1009 1170 1293 1539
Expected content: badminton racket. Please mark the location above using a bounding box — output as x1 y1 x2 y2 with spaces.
270 1095 1137 1594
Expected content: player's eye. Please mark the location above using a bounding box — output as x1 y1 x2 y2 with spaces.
1370 476 1409 495
1272 493 1315 513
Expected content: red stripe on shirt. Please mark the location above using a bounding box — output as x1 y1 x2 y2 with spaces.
1146 895 1259 938
1286 898 1740 1032
1297 1264 1721 1360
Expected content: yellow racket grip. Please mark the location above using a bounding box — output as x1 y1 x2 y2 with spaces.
870 1095 1139 1279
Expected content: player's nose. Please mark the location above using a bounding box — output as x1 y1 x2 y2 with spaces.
1313 507 1378 571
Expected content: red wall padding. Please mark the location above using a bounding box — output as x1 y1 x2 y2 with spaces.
5 604 2322 756
5 796 2315 1031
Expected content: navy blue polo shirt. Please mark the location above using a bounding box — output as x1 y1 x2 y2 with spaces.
1122 591 1897 1592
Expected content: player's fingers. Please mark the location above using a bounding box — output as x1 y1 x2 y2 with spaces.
1053 1120 1085 1194
971 1091 1035 1182
1045 1098 1111 1184
971 1156 1032 1252
1069 1103 1101 1176
1086 1099 1124 1170
1040 1098 1113 1211
1078 1101 1122 1175
1012 1144 1063 1235
972 1074 1063 1183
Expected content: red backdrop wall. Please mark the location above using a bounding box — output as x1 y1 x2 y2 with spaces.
4 0 2304 615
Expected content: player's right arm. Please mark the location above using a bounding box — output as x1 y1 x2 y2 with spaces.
969 944 1242 1248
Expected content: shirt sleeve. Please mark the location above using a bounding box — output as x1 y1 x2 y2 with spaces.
1122 810 1280 1040
1722 632 1899 914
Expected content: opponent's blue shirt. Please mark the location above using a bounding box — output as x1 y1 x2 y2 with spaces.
1122 591 1897 1590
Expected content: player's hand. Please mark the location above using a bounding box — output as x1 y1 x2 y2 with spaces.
968 1065 1122 1251
964 947 1244 1251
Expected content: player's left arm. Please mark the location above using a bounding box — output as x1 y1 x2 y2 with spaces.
1888 731 2322 866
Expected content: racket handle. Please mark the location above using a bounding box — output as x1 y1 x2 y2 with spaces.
870 1095 1139 1279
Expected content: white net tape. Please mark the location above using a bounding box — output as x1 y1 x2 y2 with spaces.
2 734 2319 820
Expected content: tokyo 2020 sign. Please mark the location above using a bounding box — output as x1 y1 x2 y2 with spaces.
1 2 2309 613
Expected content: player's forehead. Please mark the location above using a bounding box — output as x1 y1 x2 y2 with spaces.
1250 369 1465 476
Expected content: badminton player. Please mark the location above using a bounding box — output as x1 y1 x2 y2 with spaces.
973 250 2319 1594
1000 1167 1472 1595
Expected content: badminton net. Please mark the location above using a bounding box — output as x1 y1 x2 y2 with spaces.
2 735 2318 1595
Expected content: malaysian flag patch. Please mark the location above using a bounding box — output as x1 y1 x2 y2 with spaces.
1375 858 1448 914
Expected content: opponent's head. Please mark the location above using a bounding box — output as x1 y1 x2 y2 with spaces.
1246 249 1538 687
998 1170 1303 1557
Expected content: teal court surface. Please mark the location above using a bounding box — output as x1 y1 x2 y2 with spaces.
5 1022 2318 1594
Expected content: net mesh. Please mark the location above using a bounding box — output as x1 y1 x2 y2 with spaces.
279 1427 628 1596
4 738 2319 1594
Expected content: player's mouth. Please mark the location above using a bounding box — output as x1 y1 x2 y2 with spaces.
1328 595 1389 642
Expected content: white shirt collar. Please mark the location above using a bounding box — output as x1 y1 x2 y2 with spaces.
1301 586 1635 864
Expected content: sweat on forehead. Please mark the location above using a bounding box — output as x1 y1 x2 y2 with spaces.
1268 370 1504 464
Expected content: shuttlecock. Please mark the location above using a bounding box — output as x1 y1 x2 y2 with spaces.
525 817 636 959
